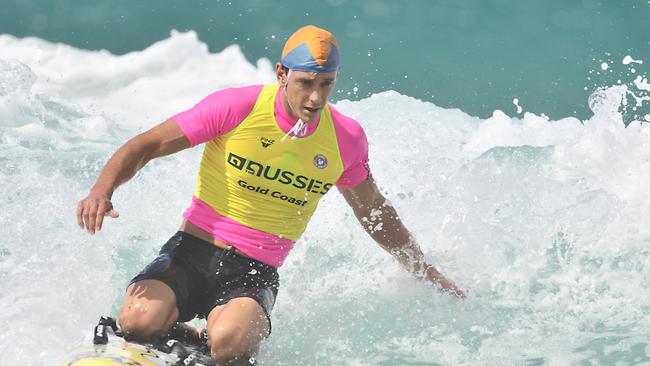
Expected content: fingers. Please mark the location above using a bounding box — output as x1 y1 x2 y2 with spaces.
95 201 107 232
424 266 461 296
447 283 466 299
81 201 91 233
76 202 85 229
87 204 98 234
452 287 467 299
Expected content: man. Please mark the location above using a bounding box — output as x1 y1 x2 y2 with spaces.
76 25 464 365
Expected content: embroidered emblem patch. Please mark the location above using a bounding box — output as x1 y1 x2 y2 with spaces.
313 154 328 169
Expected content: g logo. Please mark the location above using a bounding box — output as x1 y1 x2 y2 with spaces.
227 153 247 170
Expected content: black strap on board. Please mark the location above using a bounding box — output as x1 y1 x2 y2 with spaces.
90 315 213 365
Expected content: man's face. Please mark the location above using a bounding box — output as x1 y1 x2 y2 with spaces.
277 65 337 123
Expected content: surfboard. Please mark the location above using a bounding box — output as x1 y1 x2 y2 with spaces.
59 316 214 366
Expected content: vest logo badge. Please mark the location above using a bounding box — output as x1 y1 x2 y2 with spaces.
313 154 328 169
260 137 275 148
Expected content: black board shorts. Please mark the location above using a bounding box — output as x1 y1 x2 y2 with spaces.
129 231 279 334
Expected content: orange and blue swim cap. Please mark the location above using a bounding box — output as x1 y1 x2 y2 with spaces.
281 25 340 73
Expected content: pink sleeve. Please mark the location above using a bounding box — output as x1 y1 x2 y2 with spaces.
329 105 371 190
171 85 264 147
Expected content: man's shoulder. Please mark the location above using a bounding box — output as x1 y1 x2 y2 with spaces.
327 103 366 140
211 84 265 100
196 84 265 113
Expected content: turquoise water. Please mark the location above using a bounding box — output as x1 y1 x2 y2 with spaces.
1 2 650 365
1 0 649 121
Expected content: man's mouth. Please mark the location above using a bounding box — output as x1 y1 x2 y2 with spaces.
304 106 319 113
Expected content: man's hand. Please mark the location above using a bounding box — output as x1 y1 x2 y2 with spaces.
75 119 190 235
423 265 466 299
77 191 120 235
341 175 466 299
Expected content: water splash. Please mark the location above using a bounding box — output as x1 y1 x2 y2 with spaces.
587 53 649 124
2 32 650 365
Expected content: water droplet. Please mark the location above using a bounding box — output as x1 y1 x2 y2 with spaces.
513 98 523 114
623 55 643 65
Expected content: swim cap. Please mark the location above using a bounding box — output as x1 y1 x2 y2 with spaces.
281 25 340 73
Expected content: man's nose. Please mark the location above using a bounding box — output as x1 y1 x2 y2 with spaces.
309 88 325 104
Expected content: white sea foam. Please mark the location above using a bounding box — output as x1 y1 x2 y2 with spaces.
1 31 649 365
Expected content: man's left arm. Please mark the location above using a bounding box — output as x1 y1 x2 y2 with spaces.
340 175 465 298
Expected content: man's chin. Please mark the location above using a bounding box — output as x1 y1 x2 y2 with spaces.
301 111 321 123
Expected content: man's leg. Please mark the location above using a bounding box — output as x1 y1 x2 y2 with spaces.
206 297 269 365
118 279 180 342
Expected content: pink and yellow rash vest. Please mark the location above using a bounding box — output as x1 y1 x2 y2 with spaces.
172 84 369 267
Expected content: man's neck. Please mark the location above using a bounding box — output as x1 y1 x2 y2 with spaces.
279 88 301 123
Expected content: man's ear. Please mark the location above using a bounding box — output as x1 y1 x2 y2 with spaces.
275 62 286 85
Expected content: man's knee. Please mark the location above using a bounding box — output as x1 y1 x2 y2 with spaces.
118 281 179 341
118 307 169 341
208 329 258 365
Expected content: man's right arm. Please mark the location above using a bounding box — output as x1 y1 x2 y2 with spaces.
77 119 190 234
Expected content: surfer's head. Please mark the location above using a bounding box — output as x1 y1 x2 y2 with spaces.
276 25 339 123
280 25 340 73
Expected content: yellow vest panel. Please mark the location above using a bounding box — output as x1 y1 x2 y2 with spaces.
194 84 344 240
